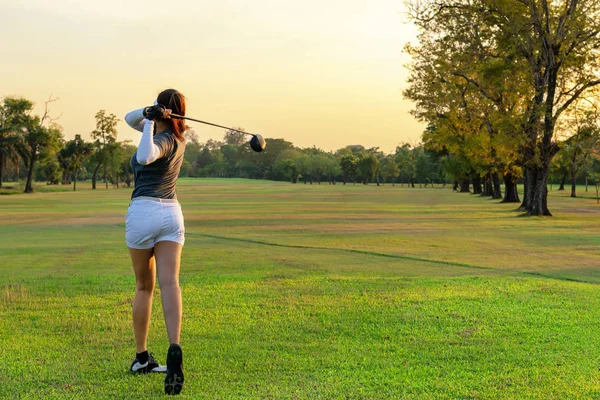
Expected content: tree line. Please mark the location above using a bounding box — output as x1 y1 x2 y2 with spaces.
0 97 135 192
0 95 452 190
403 0 600 215
2 91 600 196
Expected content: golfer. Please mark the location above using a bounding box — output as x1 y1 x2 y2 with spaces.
124 89 187 395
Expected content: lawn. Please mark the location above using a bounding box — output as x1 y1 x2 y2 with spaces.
1 179 600 399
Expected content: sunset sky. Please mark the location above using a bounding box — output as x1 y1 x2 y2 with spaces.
0 0 424 153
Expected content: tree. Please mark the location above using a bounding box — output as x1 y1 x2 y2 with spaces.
196 146 213 168
253 138 295 180
38 135 64 185
274 149 301 182
119 142 137 187
220 144 239 177
559 119 599 198
356 153 380 184
309 155 326 184
90 110 118 189
588 172 600 204
395 144 417 187
406 0 600 215
17 97 63 193
59 135 94 191
295 154 313 184
323 156 341 184
223 128 247 146
415 148 438 187
0 97 33 188
275 159 298 183
339 154 358 185
380 157 400 186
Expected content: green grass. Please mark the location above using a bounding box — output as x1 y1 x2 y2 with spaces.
1 179 600 399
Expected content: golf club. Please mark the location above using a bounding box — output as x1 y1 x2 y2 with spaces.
169 113 266 152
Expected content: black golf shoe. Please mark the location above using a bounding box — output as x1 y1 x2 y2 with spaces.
164 344 184 395
130 353 167 373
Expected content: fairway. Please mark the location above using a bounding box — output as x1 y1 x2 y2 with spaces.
2 179 600 399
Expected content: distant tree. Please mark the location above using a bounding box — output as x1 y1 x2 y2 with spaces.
395 144 416 187
117 142 136 187
415 149 437 187
184 130 201 176
204 138 224 151
295 154 313 184
442 155 471 192
196 146 213 168
220 144 239 177
588 172 600 204
38 135 65 184
274 149 301 182
339 154 358 185
59 134 94 191
17 97 63 193
90 110 118 189
324 156 341 184
564 124 599 198
380 157 400 186
356 153 380 185
223 128 247 146
255 138 295 180
275 159 298 183
0 97 33 188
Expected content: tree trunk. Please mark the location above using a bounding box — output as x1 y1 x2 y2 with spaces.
528 63 560 216
459 180 470 193
453 181 459 191
570 171 577 198
92 162 101 189
472 175 482 194
73 172 77 191
558 172 567 190
104 164 108 189
481 173 493 196
529 165 552 216
24 148 36 193
502 173 520 203
491 173 502 199
520 166 535 212
0 153 4 188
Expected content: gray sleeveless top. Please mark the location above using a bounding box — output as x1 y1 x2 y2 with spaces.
130 130 186 200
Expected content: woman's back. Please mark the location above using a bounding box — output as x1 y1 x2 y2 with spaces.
131 131 186 200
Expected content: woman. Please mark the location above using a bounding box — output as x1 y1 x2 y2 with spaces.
124 89 187 395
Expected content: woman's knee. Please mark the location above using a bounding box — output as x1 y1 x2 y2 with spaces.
158 277 179 290
136 278 155 292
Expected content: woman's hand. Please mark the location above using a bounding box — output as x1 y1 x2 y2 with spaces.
143 105 172 120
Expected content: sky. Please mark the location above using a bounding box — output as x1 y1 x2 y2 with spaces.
0 0 424 153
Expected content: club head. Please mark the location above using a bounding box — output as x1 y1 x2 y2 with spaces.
250 134 266 152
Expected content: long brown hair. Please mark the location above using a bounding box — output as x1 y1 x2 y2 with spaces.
157 89 188 141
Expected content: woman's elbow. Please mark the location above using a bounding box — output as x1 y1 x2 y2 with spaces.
136 154 152 165
124 113 136 128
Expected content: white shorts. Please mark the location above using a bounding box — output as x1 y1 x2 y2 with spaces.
125 197 185 249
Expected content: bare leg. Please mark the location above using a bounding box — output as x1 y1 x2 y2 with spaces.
154 240 183 345
129 247 156 353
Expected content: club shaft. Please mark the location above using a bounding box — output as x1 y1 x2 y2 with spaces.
170 113 256 137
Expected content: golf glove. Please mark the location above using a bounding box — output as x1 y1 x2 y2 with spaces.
143 105 172 120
